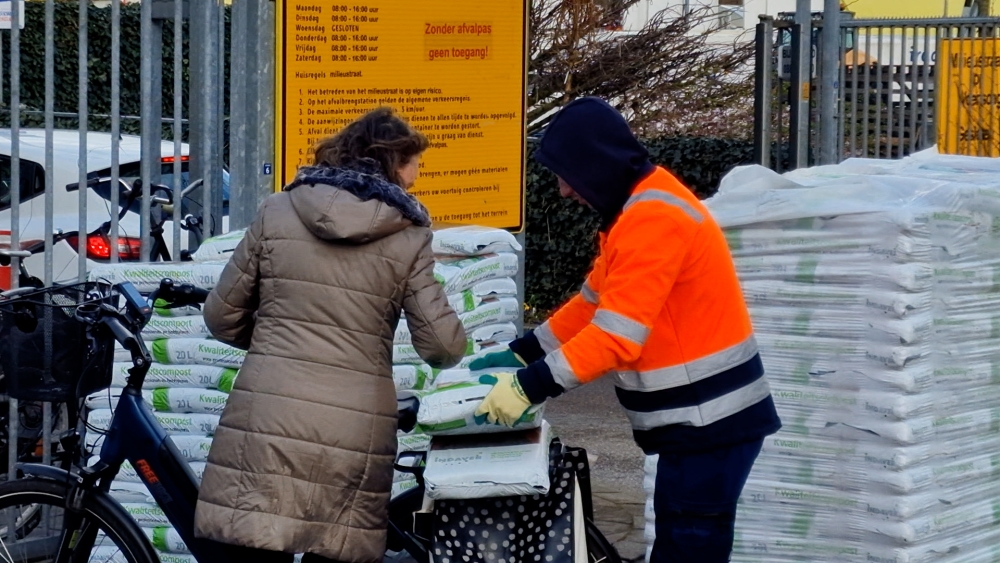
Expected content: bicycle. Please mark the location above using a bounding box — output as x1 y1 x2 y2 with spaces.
69 176 207 263
0 267 623 563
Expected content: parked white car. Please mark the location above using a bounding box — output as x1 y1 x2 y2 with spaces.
0 129 229 283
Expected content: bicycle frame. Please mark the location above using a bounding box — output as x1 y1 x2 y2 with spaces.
95 387 233 561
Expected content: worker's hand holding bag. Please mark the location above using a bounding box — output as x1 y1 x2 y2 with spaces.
475 372 533 427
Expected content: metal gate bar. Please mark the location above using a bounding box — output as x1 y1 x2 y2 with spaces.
755 14 1000 167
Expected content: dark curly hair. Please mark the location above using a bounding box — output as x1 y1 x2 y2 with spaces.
312 107 428 188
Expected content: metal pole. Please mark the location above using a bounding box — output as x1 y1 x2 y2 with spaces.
819 0 840 164
789 0 812 169
9 0 20 289
7 0 19 495
921 26 932 149
230 0 247 227
908 28 920 155
514 231 526 337
886 26 895 158
151 22 164 184
77 0 89 282
140 0 155 259
863 27 872 157
110 0 121 263
838 27 847 161
191 0 222 241
850 27 859 156
172 0 183 257
875 26 884 158
754 17 774 167
43 0 55 481
44 0 54 287
252 0 276 210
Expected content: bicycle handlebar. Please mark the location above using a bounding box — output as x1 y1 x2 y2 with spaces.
148 278 210 310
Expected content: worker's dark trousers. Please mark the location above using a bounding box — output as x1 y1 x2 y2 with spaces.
647 438 763 563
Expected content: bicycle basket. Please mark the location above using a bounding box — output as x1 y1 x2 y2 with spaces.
0 282 117 402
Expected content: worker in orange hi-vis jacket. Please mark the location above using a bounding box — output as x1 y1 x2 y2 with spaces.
473 97 782 563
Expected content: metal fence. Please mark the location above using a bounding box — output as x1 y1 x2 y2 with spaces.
0 0 273 515
753 5 1000 169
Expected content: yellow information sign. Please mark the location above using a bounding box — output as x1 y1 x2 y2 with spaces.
275 1 528 231
938 38 1000 157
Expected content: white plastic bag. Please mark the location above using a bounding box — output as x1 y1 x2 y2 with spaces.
111 363 237 392
467 278 518 299
191 229 247 262
416 381 544 436
394 340 481 365
431 368 476 389
434 254 518 294
142 315 212 339
423 422 551 500
143 526 191 554
459 298 521 331
469 323 518 346
87 409 219 436
393 364 435 392
150 338 246 368
88 262 226 292
432 226 522 256
150 388 229 415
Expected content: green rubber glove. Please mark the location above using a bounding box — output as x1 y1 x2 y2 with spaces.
475 372 532 427
468 347 527 371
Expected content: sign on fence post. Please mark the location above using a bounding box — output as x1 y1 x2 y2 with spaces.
0 0 25 30
274 1 528 231
938 38 1000 157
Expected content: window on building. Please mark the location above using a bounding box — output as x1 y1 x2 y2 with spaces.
718 0 745 29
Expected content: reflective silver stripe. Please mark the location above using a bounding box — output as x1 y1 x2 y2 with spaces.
593 309 650 346
615 335 759 392
581 280 599 305
623 377 772 430
534 321 562 354
544 349 582 391
643 454 658 555
624 189 704 224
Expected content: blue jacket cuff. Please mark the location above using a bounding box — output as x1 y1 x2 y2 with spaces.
516 360 565 404
508 331 546 364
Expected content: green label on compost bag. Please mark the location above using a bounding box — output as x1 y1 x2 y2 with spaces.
151 340 170 364
218 369 238 393
152 389 171 412
152 527 170 552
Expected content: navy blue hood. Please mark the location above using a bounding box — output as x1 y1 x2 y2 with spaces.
534 97 654 228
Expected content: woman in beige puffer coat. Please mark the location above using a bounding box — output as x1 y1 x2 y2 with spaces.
193 107 467 563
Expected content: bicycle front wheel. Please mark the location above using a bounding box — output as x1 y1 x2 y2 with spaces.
0 478 159 563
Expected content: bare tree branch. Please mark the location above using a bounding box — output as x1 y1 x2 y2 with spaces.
529 0 755 139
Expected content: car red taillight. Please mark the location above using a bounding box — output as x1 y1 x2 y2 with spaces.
67 234 143 261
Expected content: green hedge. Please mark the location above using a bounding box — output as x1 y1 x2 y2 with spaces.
524 137 755 313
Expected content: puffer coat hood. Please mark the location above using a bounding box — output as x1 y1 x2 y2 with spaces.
286 159 431 243
194 165 467 563
534 97 654 229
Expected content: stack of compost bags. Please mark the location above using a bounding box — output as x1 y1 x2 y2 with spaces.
702 152 1000 563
